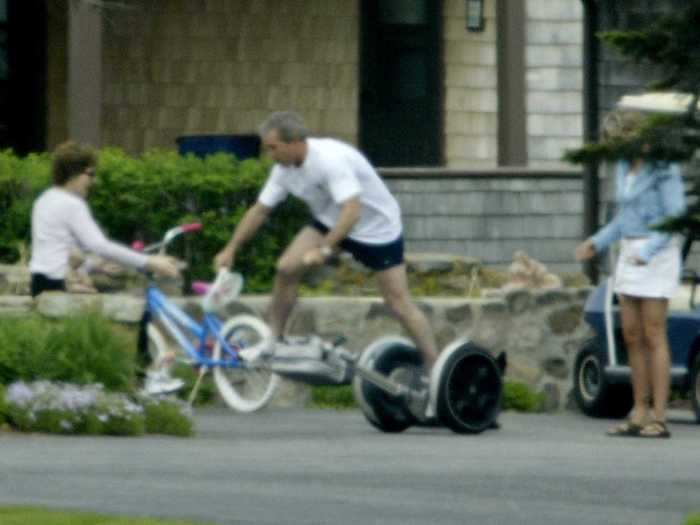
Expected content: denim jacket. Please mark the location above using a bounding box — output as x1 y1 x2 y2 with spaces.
591 160 686 263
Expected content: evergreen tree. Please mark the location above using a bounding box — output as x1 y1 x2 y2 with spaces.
565 3 700 233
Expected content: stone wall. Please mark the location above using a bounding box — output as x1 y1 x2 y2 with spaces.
0 286 593 411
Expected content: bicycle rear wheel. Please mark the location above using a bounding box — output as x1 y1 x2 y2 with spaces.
212 314 280 413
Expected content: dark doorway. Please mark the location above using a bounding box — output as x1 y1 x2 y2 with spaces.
0 0 47 155
360 0 442 167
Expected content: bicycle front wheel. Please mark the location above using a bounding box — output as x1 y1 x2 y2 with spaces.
212 314 280 413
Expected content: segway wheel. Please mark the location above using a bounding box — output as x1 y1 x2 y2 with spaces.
353 338 423 433
436 344 502 434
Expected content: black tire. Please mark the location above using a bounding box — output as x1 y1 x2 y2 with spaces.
690 353 700 424
436 344 503 434
573 341 633 418
354 343 422 433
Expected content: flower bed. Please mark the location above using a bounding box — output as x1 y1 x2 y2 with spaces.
2 381 193 437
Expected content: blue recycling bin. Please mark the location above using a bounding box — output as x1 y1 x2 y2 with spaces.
176 134 261 160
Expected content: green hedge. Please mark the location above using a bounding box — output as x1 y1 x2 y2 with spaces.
0 312 137 391
0 148 308 291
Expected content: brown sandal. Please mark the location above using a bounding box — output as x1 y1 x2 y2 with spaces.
606 420 643 437
639 420 671 439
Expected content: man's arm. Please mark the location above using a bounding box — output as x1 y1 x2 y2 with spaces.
214 202 273 269
303 197 361 266
323 197 361 248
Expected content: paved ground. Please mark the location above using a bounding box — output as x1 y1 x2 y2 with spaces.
0 408 699 525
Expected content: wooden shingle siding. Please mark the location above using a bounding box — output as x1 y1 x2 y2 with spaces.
525 0 583 169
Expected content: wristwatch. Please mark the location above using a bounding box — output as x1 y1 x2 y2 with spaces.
319 245 333 258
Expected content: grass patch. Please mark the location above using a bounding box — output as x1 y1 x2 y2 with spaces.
309 381 545 413
502 381 545 413
0 506 215 525
685 513 700 525
308 385 357 409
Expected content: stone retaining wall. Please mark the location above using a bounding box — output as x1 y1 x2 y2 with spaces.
0 287 593 411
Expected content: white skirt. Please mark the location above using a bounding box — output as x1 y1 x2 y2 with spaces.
613 238 681 299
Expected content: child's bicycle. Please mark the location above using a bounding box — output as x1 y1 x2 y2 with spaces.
135 223 280 412
137 224 506 434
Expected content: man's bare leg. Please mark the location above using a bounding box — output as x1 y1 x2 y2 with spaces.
375 264 439 369
267 227 324 339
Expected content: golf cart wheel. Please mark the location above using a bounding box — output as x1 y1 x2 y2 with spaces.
691 353 700 424
353 338 422 433
436 344 503 434
573 341 633 418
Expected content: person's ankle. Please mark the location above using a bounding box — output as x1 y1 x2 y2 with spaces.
630 409 648 425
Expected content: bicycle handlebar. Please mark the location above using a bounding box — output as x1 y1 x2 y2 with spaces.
181 223 203 233
131 222 203 254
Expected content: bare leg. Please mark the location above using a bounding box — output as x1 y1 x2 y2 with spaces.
619 294 649 424
640 298 671 422
375 264 439 369
267 227 324 339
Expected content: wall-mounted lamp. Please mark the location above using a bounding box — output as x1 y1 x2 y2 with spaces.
466 0 485 32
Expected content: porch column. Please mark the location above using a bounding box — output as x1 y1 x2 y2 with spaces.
67 0 102 146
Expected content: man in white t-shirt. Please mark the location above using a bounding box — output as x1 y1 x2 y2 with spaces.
214 111 438 370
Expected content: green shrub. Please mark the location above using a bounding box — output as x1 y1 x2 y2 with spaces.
0 151 51 262
502 381 545 413
171 363 217 406
0 383 7 426
0 311 136 391
0 148 308 291
140 395 194 437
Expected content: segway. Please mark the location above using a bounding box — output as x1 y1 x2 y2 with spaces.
270 334 505 434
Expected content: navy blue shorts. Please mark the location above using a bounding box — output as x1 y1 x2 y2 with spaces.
30 273 66 298
310 219 404 271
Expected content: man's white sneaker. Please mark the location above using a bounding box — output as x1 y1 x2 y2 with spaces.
144 371 185 395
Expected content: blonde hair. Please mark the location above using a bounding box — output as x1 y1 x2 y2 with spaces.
601 110 647 141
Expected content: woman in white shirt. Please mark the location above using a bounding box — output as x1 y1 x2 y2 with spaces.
575 111 686 439
29 141 179 297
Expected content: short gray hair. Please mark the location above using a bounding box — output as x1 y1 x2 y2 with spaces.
258 111 309 142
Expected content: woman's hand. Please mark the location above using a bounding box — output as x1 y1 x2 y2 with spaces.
147 255 182 278
575 239 596 261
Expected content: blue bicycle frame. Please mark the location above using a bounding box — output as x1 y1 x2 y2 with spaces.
144 284 244 369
